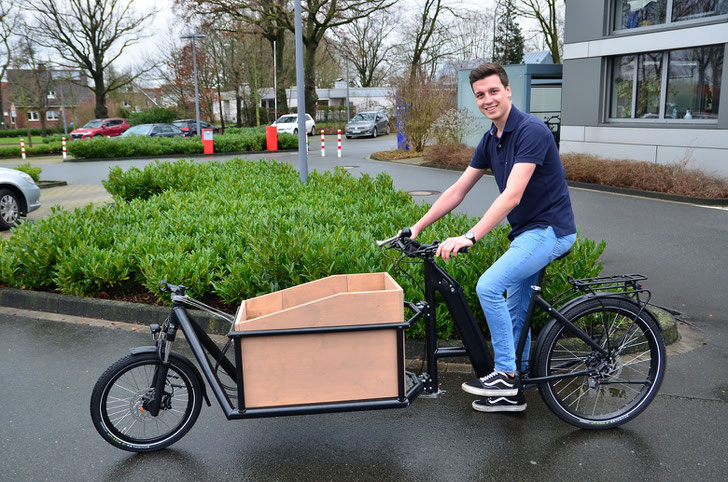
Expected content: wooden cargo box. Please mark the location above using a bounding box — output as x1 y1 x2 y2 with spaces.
233 272 405 408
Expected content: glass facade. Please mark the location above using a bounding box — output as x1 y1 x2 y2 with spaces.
614 0 727 31
609 44 723 120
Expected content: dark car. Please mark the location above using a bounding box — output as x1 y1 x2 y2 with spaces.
344 111 390 139
120 123 186 138
70 118 130 139
172 119 221 136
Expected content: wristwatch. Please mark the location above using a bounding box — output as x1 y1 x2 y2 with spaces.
465 232 477 245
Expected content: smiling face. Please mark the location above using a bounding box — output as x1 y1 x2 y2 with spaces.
472 74 512 130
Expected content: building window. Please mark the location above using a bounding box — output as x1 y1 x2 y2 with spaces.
614 0 667 30
47 90 56 99
27 111 40 121
614 0 727 31
665 45 723 119
672 0 728 21
47 111 60 121
609 44 723 121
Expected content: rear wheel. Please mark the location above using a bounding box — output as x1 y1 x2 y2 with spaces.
372 127 378 138
535 297 665 429
90 352 203 452
0 188 21 229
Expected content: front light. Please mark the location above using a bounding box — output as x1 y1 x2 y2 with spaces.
19 172 35 184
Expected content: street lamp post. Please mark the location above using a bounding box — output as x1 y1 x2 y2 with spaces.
181 33 206 137
344 53 350 122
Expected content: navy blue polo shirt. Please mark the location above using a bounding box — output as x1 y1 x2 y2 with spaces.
470 105 576 241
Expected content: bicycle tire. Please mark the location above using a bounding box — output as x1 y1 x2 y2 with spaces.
534 296 665 429
90 352 203 452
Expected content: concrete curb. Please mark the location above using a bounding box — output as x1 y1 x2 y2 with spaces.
37 180 67 189
0 286 679 346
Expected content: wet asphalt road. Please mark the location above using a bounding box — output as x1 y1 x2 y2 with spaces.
1 311 726 481
2 135 728 479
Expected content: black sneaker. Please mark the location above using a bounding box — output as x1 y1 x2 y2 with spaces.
472 392 527 413
461 371 518 397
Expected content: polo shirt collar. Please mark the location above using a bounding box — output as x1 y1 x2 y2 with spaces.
488 104 523 136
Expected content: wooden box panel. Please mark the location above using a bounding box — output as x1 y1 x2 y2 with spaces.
233 272 404 408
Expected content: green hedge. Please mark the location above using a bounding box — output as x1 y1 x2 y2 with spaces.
0 127 65 138
0 141 63 157
0 159 605 338
119 107 177 126
67 128 299 159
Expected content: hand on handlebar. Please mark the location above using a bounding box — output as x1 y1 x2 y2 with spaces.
435 235 473 261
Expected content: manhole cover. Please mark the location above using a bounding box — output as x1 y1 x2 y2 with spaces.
407 190 441 196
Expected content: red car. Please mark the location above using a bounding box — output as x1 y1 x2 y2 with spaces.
70 118 130 140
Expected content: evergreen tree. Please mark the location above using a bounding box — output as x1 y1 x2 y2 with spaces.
492 0 525 65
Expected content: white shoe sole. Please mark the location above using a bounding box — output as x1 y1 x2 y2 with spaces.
472 401 527 413
461 382 518 397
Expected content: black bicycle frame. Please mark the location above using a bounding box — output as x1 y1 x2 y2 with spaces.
420 255 609 392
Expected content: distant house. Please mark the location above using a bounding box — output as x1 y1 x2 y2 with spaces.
2 68 92 130
560 0 728 176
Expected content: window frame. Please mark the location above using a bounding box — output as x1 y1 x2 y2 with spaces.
46 111 60 121
27 111 40 121
606 44 723 124
611 0 728 34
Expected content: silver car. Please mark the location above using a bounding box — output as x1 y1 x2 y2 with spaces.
0 167 41 230
345 111 390 139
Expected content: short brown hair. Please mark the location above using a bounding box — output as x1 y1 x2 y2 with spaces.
469 63 509 88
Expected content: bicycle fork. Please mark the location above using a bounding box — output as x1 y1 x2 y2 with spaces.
144 319 177 417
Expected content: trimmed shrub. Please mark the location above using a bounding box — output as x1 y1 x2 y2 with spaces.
0 127 65 138
14 163 42 182
0 159 605 338
119 107 177 126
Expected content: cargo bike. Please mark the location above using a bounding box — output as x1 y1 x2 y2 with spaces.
90 230 666 452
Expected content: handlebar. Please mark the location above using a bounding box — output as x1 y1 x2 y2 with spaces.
158 281 187 296
376 228 469 258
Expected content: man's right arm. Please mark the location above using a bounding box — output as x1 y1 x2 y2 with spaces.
410 166 484 238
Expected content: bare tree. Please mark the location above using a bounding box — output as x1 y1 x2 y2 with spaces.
0 1 19 129
178 0 291 112
515 0 564 63
333 12 395 87
182 0 397 114
26 0 156 118
399 0 460 80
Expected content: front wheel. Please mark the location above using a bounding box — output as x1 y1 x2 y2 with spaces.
372 127 378 138
90 352 203 452
534 297 665 429
0 188 21 230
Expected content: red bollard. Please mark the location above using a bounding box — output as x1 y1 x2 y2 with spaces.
321 130 325 157
62 137 67 160
266 125 277 151
20 138 26 160
337 130 342 158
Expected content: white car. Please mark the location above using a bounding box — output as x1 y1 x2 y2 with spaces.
272 114 316 136
0 167 41 230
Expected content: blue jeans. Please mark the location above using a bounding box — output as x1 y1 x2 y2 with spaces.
476 226 576 373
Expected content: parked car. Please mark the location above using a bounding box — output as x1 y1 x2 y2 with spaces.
120 123 186 138
172 119 221 136
344 111 390 139
271 114 316 136
70 118 129 139
0 167 41 230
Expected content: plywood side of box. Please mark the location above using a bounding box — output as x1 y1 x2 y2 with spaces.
243 276 350 319
235 290 403 331
240 330 401 408
345 272 387 292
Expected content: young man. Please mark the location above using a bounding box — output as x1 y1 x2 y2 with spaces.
408 63 576 413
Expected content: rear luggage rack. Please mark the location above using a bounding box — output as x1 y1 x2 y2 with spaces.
548 273 651 309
